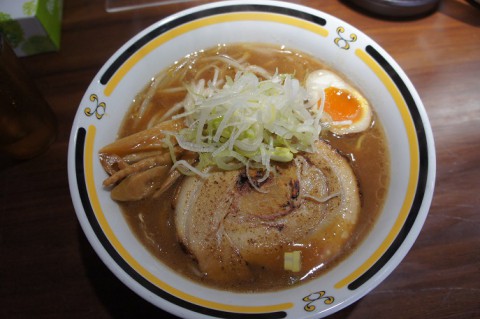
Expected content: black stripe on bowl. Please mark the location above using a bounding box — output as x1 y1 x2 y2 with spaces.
347 45 430 290
99 4 326 86
74 127 287 318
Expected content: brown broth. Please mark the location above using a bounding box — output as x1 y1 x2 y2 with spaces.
116 43 390 292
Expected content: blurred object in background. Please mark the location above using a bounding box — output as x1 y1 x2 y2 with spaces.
0 34 57 160
470 0 480 9
0 0 63 57
344 0 441 18
106 0 200 12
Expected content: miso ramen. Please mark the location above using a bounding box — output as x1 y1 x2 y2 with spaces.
99 43 390 292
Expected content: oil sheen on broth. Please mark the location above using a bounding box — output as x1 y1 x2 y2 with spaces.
112 43 390 292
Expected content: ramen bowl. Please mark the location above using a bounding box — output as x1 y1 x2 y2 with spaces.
67 1 436 318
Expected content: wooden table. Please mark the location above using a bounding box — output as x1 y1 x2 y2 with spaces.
1 0 479 318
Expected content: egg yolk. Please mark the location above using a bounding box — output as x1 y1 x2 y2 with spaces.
323 87 361 122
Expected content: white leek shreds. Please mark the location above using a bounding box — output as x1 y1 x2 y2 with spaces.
171 160 210 179
302 192 340 203
175 70 323 174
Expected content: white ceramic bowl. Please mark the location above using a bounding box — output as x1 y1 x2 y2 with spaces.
68 1 436 318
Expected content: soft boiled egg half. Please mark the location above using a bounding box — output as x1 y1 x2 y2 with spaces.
306 70 372 135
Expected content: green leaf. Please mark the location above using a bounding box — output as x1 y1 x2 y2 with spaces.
0 12 25 48
23 0 38 16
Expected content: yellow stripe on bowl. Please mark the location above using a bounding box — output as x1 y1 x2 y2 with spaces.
84 125 293 313
103 12 328 97
334 49 420 289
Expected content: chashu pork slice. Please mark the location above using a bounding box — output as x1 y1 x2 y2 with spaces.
174 140 361 283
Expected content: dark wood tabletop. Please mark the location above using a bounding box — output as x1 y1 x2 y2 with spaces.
1 0 479 318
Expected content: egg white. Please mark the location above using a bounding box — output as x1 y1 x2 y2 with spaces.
306 70 372 135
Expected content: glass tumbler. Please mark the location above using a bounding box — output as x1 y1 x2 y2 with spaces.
0 34 57 160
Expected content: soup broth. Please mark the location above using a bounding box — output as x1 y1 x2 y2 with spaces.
110 43 390 292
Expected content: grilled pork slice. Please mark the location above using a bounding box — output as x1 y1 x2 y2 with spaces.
174 140 360 284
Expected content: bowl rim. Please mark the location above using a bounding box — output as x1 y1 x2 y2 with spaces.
67 1 436 318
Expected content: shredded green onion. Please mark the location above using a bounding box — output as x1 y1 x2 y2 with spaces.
168 71 323 176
